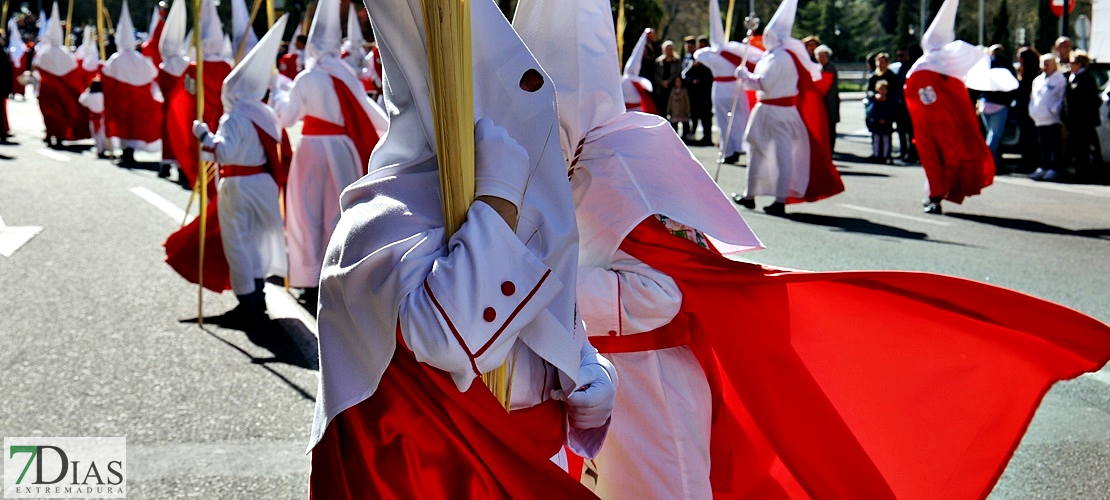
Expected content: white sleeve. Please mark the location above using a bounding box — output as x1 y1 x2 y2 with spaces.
398 201 564 391
577 248 682 338
272 78 306 128
211 115 246 165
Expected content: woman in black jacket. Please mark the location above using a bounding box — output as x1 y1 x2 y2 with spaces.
1063 51 1102 181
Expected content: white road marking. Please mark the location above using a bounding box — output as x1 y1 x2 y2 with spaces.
129 186 194 225
0 213 43 257
993 176 1110 199
36 148 70 162
838 203 952 226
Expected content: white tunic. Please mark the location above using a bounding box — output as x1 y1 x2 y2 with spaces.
742 46 810 200
694 47 751 157
77 91 108 152
210 111 287 295
273 59 375 289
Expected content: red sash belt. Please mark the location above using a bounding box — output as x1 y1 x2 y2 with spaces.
759 95 797 107
508 398 567 460
589 312 692 353
219 164 267 178
302 115 346 136
624 102 641 110
714 76 738 82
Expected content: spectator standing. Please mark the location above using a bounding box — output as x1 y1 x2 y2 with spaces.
801 35 819 62
1063 51 1101 181
667 76 691 137
981 45 1016 171
654 40 683 116
684 36 714 145
1054 37 1072 73
866 81 896 163
866 52 904 157
815 44 838 155
682 35 697 69
1028 53 1066 181
1013 47 1041 173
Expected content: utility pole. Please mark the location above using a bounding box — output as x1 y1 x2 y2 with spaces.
920 0 926 40
979 0 984 45
1059 0 1069 39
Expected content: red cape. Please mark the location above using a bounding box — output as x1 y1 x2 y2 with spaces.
616 218 1110 499
38 70 91 141
162 198 231 293
629 80 657 115
158 70 184 161
785 52 843 204
278 53 299 80
102 75 163 144
329 75 379 174
165 61 232 187
905 70 994 203
141 15 165 69
309 333 596 499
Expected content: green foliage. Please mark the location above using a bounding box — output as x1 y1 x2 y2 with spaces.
612 0 665 65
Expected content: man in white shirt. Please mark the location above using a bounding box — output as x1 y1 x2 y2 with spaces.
1028 54 1067 181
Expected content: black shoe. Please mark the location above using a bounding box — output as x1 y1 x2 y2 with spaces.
120 147 136 164
763 202 786 216
923 202 943 214
723 153 741 165
223 297 268 325
158 163 172 178
732 194 755 209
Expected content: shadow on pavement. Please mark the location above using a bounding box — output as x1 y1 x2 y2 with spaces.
50 144 92 153
783 213 937 242
945 213 1110 241
836 170 890 178
118 161 162 173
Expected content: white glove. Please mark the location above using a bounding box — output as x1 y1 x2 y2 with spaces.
554 357 617 430
193 120 216 162
734 66 753 81
474 118 531 210
192 120 212 140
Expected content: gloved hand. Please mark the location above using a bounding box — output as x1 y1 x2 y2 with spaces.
553 356 617 430
192 120 217 162
734 66 753 81
474 118 531 211
192 120 212 140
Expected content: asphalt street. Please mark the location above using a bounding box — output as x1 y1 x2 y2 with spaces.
1 90 1108 498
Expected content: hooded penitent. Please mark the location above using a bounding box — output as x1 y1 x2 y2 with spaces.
75 26 100 73
165 0 235 187
272 0 387 290
741 0 842 204
693 0 764 157
34 3 90 142
163 15 291 296
340 4 369 86
8 18 26 71
140 3 165 66
158 0 189 78
230 0 258 60
102 0 164 150
904 0 994 204
306 0 603 496
620 29 655 113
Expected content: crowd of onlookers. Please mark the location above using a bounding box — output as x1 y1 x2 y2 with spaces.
627 31 716 145
862 36 1104 183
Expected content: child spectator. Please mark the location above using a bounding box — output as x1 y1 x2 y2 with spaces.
666 76 691 138
77 79 109 158
866 80 896 164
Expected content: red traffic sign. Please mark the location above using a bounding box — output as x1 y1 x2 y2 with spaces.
1051 0 1075 17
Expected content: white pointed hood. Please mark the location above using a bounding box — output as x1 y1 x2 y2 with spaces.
311 0 582 450
33 3 77 75
623 28 649 79
305 0 341 68
78 26 100 72
906 0 989 83
515 0 762 268
514 0 623 154
116 1 136 51
762 0 822 81
147 6 161 42
709 0 725 48
231 0 259 58
8 18 26 68
199 0 225 59
222 13 287 141
159 0 189 76
341 5 366 61
36 9 47 43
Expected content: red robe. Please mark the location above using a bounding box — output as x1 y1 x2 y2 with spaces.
158 69 185 161
278 52 299 80
905 70 994 203
141 15 165 69
785 51 843 204
102 75 163 144
613 217 1110 499
38 70 91 141
165 60 233 187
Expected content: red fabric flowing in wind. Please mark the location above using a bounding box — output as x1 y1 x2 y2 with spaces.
309 331 597 499
329 75 379 174
158 70 185 161
628 80 657 114
102 76 164 144
163 198 232 293
905 70 994 203
141 15 165 68
165 61 232 187
38 70 91 141
615 218 1110 499
784 52 843 204
278 52 299 80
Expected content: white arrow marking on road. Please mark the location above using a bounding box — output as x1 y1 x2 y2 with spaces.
37 148 71 162
838 204 952 227
0 214 44 257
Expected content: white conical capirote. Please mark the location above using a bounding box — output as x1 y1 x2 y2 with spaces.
116 1 136 52
37 9 46 42
147 6 161 42
762 0 796 50
79 26 100 71
45 3 63 47
8 18 26 65
623 28 650 77
306 0 341 67
514 0 625 154
200 0 224 58
344 5 364 52
709 0 725 48
160 0 187 60
231 0 259 57
922 0 957 52
223 14 288 110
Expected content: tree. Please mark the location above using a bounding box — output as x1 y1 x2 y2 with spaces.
992 0 1012 49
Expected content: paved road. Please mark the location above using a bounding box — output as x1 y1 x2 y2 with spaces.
1 89 1108 498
